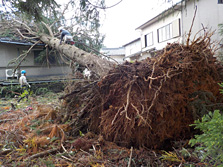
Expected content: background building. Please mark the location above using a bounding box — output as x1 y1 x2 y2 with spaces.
101 47 125 64
135 0 223 59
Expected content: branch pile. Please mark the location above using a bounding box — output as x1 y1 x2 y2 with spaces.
61 32 223 149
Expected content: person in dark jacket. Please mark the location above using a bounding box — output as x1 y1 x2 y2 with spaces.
58 27 74 45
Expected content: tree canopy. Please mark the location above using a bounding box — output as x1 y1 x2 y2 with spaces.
4 0 59 21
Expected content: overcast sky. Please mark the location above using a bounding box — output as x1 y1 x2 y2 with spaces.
100 0 179 48
56 0 180 48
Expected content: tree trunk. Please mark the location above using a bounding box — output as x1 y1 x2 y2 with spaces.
39 34 115 77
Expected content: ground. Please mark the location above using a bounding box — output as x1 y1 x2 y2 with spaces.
0 92 209 167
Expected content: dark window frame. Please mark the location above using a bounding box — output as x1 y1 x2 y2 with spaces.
144 32 154 47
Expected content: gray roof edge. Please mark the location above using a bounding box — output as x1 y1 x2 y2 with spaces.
0 37 44 46
0 40 44 46
123 38 140 47
124 51 141 59
101 47 124 50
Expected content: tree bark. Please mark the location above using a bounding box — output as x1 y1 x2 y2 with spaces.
39 34 115 77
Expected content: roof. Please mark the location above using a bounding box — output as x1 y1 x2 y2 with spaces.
124 51 141 59
136 1 182 30
123 38 140 47
0 37 44 46
101 47 125 56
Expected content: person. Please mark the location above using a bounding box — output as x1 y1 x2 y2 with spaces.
17 70 31 102
58 27 74 45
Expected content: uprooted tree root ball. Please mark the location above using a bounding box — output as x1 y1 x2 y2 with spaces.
60 32 223 149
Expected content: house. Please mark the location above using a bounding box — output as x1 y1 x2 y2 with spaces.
123 38 141 61
181 0 223 46
0 37 71 81
101 47 125 63
135 0 223 59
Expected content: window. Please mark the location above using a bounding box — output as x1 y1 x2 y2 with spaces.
172 19 181 38
144 32 153 47
34 50 42 65
218 0 223 4
158 23 173 43
34 50 56 65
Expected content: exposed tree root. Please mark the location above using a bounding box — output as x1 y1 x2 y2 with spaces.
60 31 223 149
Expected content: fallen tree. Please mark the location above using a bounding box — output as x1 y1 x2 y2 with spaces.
3 17 223 149
60 31 223 149
39 33 115 77
2 19 115 77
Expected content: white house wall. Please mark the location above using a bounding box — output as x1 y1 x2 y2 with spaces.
140 10 182 59
181 0 223 46
125 40 141 57
109 55 124 63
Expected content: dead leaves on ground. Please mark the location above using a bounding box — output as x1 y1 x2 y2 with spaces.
0 103 131 166
0 103 70 164
0 102 183 167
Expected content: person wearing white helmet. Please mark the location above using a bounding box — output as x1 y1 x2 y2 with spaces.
18 70 31 102
58 27 74 45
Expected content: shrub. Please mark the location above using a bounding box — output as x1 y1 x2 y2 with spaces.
0 84 21 98
35 87 50 95
189 110 223 166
